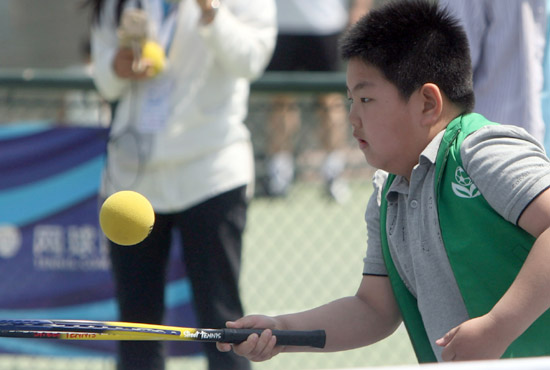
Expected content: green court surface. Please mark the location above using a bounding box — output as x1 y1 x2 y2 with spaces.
240 180 416 370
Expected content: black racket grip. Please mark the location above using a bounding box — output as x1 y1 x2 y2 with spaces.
222 328 326 348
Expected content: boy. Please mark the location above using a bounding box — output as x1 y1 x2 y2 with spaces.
217 0 550 363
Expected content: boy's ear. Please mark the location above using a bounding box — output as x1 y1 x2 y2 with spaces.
418 83 443 127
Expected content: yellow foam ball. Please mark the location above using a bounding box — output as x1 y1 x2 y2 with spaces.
99 191 155 246
142 40 166 76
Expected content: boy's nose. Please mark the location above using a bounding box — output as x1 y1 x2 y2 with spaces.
348 111 361 129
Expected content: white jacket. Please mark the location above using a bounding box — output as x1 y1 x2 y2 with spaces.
91 0 277 212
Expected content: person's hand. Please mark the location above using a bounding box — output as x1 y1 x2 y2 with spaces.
216 315 285 362
112 47 153 80
435 314 512 361
195 0 217 12
195 0 220 24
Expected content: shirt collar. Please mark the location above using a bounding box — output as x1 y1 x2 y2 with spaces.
420 129 446 166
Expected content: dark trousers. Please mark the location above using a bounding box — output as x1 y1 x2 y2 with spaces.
109 186 251 370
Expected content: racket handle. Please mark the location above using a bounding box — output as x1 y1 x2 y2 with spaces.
222 328 326 348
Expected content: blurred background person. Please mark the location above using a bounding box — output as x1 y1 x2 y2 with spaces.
440 0 547 144
88 0 276 369
543 0 550 152
263 0 372 203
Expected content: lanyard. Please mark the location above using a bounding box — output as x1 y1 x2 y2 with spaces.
146 0 179 55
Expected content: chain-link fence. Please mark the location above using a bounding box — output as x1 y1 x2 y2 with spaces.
0 70 415 369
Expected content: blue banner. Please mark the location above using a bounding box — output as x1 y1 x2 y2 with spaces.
0 122 201 357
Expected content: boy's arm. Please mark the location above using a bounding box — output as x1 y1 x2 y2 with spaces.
217 274 401 362
437 187 550 361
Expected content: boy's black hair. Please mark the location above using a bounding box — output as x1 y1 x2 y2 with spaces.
340 0 475 113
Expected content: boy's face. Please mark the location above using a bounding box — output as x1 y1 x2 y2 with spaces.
346 58 422 177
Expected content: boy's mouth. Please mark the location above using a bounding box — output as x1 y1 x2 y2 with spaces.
354 133 368 148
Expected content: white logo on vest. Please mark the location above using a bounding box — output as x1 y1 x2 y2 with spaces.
452 166 480 199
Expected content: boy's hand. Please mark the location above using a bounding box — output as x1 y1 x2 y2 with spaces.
216 315 285 362
436 314 512 361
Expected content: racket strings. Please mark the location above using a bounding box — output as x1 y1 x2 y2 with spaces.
105 82 154 189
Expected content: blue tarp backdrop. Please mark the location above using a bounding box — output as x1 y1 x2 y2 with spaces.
0 122 201 357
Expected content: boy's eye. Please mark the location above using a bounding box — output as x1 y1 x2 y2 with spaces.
346 97 371 104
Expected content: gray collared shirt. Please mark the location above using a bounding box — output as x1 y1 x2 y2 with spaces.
363 124 550 361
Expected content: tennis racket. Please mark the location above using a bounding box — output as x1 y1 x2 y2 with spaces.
0 320 326 348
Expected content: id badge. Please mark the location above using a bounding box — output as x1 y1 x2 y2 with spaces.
138 77 174 133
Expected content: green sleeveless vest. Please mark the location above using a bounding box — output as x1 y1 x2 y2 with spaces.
380 113 550 362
